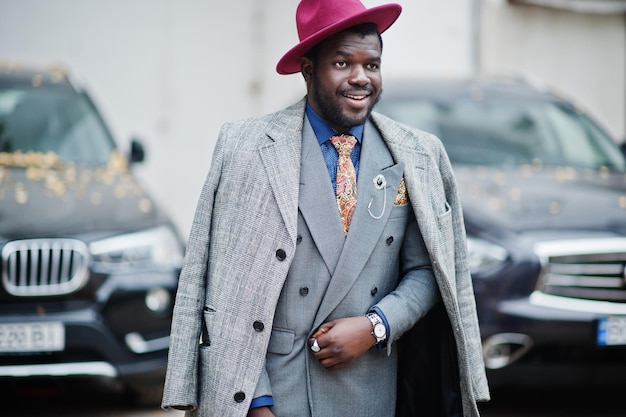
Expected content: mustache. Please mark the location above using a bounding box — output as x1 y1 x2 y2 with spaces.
339 87 374 96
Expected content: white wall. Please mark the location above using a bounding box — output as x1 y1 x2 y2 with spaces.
480 0 626 141
0 0 474 236
3 1 623 237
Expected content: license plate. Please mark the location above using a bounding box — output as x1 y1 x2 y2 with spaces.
597 316 626 346
0 322 65 352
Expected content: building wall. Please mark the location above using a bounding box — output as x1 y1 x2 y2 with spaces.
0 0 473 235
2 1 623 236
480 0 626 141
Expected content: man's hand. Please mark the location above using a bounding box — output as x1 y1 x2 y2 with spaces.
309 316 377 370
247 406 275 417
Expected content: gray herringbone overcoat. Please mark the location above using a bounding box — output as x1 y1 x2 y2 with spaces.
161 98 490 416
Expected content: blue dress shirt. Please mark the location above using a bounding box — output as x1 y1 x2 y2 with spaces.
305 103 363 193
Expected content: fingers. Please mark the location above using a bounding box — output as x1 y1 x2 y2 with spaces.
311 344 348 370
308 334 347 369
308 316 374 370
311 322 332 339
308 339 338 368
308 324 329 353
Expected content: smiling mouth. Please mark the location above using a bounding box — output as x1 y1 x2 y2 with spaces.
344 93 370 101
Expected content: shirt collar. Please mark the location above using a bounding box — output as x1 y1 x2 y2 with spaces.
305 102 364 146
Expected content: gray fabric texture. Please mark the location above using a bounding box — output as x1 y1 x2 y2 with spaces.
161 98 489 417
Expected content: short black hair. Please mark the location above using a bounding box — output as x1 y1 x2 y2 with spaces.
303 22 383 64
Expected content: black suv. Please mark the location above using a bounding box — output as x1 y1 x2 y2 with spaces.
0 65 183 403
377 77 626 388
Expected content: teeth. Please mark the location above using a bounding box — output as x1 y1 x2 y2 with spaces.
346 94 367 100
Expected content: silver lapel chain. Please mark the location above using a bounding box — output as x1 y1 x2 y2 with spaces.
368 174 387 220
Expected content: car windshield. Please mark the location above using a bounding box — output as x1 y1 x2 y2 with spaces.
0 85 115 166
378 94 626 171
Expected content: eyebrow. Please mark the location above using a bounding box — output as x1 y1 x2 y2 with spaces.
334 49 381 62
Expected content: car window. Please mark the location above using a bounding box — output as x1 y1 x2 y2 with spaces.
378 94 626 171
0 86 115 165
545 104 625 170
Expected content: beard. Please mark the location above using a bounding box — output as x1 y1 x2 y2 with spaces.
311 71 381 131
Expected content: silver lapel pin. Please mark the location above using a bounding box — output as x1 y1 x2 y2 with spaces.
368 174 387 219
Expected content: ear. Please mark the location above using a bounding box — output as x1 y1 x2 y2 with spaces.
300 57 314 83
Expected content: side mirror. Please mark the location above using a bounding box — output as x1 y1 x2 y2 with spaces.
129 138 146 164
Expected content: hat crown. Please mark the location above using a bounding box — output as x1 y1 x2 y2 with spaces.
276 0 401 74
297 0 368 41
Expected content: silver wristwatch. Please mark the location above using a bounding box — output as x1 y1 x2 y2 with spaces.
366 312 387 344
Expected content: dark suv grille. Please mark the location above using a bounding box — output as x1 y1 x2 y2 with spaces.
534 239 626 302
1 239 90 296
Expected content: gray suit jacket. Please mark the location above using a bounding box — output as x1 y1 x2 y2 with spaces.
162 98 489 417
253 115 437 417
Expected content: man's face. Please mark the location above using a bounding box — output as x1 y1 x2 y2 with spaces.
302 30 382 132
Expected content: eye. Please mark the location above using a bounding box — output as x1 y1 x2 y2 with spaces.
335 61 347 68
367 63 379 71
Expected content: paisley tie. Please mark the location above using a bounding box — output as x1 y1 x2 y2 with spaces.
330 134 358 235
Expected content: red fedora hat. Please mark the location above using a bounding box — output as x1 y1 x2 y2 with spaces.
276 0 402 75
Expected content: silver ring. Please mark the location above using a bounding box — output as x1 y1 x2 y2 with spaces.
310 338 320 352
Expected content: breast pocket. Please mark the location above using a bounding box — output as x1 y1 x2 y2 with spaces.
436 202 455 259
389 200 411 219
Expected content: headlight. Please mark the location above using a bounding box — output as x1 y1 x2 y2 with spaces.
89 226 183 271
466 236 508 275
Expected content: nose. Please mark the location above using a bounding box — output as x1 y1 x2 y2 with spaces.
349 65 370 86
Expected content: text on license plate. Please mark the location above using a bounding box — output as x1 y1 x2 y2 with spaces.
597 316 626 346
0 322 65 352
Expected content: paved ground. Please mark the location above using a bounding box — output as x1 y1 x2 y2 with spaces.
480 387 625 417
0 379 623 416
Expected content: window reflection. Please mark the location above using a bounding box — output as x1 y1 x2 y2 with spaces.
0 87 115 166
379 96 625 171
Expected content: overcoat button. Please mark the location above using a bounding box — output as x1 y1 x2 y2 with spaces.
253 321 264 332
386 236 394 245
371 287 378 296
299 287 309 296
276 249 287 261
296 235 302 244
234 391 246 403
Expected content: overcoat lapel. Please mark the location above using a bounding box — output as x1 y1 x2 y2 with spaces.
370 113 457 300
313 121 404 327
258 101 305 244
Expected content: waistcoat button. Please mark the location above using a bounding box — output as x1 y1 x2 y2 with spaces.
276 249 287 261
299 287 309 296
253 321 264 332
234 391 246 403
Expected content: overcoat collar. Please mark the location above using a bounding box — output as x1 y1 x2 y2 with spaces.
259 99 306 244
369 112 455 297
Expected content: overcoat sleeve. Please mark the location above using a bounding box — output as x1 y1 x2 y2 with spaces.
161 124 228 411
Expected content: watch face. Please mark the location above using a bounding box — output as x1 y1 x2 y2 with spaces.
373 323 386 338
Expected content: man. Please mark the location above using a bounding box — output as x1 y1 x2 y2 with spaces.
162 0 489 416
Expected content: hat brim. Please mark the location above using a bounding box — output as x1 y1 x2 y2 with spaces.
276 3 402 75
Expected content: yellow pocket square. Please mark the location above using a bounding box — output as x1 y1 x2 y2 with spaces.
394 177 408 205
